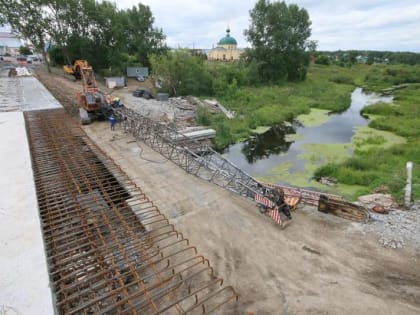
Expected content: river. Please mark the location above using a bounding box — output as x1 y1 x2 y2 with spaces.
222 87 393 185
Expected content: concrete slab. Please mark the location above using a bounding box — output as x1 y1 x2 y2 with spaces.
0 75 62 112
0 112 55 314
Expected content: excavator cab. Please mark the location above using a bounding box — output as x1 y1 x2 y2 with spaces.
63 59 89 79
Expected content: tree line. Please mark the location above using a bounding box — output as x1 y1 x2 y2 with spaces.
0 0 167 74
1 0 314 89
315 50 420 66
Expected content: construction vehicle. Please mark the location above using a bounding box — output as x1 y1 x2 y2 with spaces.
254 182 370 225
76 65 114 125
63 59 89 79
266 183 371 223
254 184 293 226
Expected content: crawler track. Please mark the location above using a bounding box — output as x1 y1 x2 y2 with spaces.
25 109 238 314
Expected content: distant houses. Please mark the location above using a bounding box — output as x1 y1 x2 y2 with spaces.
356 55 368 63
0 32 22 55
314 51 393 66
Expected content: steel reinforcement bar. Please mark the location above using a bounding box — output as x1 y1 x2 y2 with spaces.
25 108 238 314
115 107 260 196
115 107 342 204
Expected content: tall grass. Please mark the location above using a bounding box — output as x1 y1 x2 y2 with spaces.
206 64 369 149
200 62 420 202
316 64 420 202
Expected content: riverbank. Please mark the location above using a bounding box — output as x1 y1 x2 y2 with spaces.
29 65 420 314
205 64 370 149
215 64 420 202
223 88 406 200
316 64 420 202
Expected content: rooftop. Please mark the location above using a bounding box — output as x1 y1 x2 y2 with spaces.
218 28 237 46
0 32 22 48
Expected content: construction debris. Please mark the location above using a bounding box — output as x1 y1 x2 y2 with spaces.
203 99 235 119
358 193 399 212
176 127 216 141
366 201 420 248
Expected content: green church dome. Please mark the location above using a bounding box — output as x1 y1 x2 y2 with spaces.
218 28 237 45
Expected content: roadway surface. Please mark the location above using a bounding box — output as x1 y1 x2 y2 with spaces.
0 66 57 314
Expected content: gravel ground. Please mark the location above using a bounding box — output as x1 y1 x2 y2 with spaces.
364 201 420 249
118 89 224 129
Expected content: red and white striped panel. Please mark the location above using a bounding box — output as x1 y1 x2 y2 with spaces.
254 193 275 208
267 208 282 225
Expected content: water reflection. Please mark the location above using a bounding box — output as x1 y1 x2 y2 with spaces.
241 124 295 163
222 88 393 179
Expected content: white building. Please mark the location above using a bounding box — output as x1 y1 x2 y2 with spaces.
0 32 23 55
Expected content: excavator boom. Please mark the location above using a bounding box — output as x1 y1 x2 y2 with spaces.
76 64 113 124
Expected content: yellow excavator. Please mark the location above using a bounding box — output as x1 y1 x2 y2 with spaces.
63 59 89 79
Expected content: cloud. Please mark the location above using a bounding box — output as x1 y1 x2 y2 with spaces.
108 0 420 51
116 0 254 48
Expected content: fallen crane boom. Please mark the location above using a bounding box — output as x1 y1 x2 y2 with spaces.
114 107 370 223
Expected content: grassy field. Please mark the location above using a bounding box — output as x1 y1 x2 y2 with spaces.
202 63 420 202
201 64 370 148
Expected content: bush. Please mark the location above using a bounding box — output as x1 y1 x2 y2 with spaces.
362 102 402 116
343 157 374 170
48 47 65 66
195 107 212 126
313 163 339 180
315 55 330 65
329 75 354 85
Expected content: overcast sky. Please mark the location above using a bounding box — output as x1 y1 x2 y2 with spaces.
116 0 420 52
1 0 419 52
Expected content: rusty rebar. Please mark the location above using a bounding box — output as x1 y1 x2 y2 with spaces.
25 108 238 314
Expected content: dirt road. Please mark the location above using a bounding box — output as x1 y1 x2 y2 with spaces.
35 67 420 314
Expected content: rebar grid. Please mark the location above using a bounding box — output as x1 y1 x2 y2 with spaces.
25 109 238 314
115 107 259 197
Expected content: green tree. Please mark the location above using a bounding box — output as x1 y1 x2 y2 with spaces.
315 55 331 65
149 49 213 96
116 4 167 67
244 0 314 83
19 45 32 55
0 0 167 73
